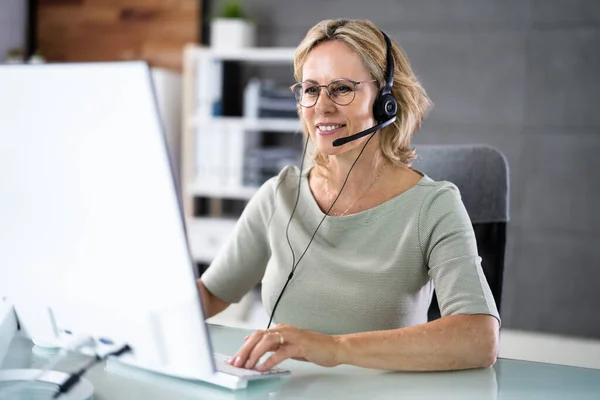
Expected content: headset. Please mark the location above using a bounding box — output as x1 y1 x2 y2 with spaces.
332 30 398 147
267 28 399 328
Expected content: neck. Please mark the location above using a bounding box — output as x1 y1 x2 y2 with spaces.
324 145 382 197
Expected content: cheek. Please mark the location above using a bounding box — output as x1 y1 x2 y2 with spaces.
301 108 315 124
301 109 316 137
301 107 312 120
349 99 375 126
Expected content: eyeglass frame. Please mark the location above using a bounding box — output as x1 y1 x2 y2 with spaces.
290 78 378 108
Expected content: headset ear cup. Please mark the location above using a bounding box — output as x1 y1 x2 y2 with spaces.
373 93 398 122
382 94 398 119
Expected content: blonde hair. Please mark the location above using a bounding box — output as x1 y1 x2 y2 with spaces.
293 19 432 168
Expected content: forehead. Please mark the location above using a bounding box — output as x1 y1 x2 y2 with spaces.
302 40 370 83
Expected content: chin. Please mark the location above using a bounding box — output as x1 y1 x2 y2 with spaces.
310 128 365 156
316 137 352 156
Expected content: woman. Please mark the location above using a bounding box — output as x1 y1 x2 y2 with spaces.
198 18 500 372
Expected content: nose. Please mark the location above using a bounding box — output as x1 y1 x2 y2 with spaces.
314 87 336 115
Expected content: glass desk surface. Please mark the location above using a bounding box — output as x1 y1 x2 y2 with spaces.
2 324 600 400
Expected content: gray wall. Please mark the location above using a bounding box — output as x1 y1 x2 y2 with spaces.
0 0 27 62
236 0 600 338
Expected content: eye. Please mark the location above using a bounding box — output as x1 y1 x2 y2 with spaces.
330 82 353 96
304 86 319 96
336 85 352 94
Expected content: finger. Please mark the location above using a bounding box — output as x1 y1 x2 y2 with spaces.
256 347 291 371
231 330 264 366
230 330 265 367
244 332 283 370
229 335 250 363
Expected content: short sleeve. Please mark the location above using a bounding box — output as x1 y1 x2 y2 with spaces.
418 183 500 323
200 176 277 303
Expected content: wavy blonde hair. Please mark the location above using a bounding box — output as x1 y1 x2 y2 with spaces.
294 19 432 169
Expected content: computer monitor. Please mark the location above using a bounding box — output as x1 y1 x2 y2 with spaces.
0 62 253 389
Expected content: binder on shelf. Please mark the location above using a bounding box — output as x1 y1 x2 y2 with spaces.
244 147 301 187
223 123 243 188
195 56 226 190
211 60 223 116
243 79 298 121
195 56 212 120
243 78 260 119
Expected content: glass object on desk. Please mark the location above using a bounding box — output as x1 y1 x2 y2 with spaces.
0 369 94 400
0 381 58 400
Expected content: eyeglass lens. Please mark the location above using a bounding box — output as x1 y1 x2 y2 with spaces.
292 79 357 107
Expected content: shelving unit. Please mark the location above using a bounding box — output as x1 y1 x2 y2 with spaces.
181 44 299 264
187 116 301 132
184 46 296 63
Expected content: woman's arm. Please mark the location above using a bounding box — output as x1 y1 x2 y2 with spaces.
197 279 230 318
198 174 280 315
234 314 498 372
334 314 499 371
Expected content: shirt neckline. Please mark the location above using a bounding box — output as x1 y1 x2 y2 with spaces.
299 166 431 220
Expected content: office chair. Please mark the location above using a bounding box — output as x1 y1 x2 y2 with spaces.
412 144 509 321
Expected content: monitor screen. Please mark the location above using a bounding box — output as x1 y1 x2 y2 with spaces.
0 62 214 379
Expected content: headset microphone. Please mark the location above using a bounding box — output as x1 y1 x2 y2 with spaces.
332 115 396 146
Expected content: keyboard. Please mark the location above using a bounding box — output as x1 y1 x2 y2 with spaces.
214 353 290 380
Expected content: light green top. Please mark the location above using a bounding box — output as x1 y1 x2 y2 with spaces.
202 166 500 335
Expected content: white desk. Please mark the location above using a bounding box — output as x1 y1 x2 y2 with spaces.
2 324 600 399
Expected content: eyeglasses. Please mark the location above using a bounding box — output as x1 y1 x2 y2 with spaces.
290 78 377 108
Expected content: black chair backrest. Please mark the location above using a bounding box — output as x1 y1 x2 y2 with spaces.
412 145 509 321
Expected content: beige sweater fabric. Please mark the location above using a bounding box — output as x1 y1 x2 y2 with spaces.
202 166 500 335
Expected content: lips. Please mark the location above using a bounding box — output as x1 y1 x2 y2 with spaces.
316 124 345 136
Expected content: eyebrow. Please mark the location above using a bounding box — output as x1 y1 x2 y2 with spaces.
302 78 355 84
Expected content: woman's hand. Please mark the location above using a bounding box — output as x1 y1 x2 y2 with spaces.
229 324 342 371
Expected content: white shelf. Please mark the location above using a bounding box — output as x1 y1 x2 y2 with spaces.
186 217 238 263
190 116 301 133
186 183 258 200
191 47 296 62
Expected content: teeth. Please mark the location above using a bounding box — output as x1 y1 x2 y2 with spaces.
319 125 343 131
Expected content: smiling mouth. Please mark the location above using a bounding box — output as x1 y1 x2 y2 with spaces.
316 124 345 135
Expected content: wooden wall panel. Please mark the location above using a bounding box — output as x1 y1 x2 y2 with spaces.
37 0 200 71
